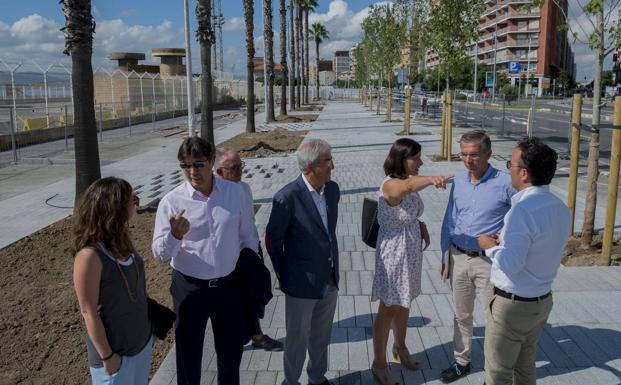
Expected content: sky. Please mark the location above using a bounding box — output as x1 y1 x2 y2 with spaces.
0 0 607 82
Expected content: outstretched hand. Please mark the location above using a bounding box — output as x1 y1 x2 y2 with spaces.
429 175 453 189
170 209 190 240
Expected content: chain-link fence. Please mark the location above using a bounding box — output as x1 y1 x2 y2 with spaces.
0 60 265 166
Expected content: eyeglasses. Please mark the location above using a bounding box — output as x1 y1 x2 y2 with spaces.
506 160 525 170
220 161 245 172
179 161 208 170
459 152 481 160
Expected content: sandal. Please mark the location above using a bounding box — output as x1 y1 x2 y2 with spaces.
371 361 400 385
392 346 420 371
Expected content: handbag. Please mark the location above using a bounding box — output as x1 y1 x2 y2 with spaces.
361 197 380 248
147 298 176 340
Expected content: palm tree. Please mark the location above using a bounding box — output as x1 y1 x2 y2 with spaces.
60 0 101 201
279 0 288 115
196 0 214 143
243 0 255 132
309 22 329 100
303 0 318 103
289 0 295 110
264 0 276 122
296 0 302 108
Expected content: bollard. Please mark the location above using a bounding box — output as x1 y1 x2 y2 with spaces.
446 91 453 161
567 94 582 235
404 87 412 135
601 96 621 265
9 106 17 163
501 99 506 137
64 105 69 151
128 101 132 137
440 90 446 159
386 87 392 122
98 103 103 142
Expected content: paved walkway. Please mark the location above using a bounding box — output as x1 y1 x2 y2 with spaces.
2 100 621 384
142 101 621 385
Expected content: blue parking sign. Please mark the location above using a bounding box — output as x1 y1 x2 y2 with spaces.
509 61 521 74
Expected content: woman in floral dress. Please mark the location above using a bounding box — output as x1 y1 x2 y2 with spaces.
371 138 451 385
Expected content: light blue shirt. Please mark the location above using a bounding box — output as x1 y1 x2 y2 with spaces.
440 165 516 262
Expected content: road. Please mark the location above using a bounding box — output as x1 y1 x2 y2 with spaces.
452 101 615 171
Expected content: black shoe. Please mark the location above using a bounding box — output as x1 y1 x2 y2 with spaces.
440 362 471 383
251 335 283 351
308 381 335 385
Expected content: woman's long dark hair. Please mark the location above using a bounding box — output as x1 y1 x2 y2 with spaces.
72 177 134 258
383 138 422 179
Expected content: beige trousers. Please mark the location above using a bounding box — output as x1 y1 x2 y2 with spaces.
484 293 553 385
449 247 493 366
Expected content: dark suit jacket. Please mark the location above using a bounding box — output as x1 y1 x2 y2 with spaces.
266 175 340 299
234 247 273 344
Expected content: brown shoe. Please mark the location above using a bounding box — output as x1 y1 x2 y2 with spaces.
392 346 420 371
371 361 400 385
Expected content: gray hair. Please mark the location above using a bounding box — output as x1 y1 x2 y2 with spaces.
297 139 332 173
214 148 237 168
459 130 491 153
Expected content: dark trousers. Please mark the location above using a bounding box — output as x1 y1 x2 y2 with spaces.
171 269 245 385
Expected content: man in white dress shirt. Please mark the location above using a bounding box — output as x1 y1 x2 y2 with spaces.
479 137 570 385
214 148 283 352
152 137 259 385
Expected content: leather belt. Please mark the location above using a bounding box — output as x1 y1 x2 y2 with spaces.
494 287 551 302
452 243 484 257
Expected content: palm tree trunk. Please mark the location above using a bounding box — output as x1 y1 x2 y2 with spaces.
315 40 320 99
580 8 604 247
279 0 287 115
196 0 214 144
304 9 310 104
61 0 101 201
264 0 276 122
289 0 295 110
295 1 302 108
243 0 255 133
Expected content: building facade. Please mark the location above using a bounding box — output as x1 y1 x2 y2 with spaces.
309 60 333 85
425 0 575 96
333 51 351 78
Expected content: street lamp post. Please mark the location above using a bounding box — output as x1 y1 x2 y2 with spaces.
263 0 268 123
491 24 498 103
182 0 196 137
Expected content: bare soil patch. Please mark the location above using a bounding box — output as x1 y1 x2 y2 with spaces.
293 105 324 112
0 211 173 385
275 114 319 123
562 236 621 266
218 127 308 157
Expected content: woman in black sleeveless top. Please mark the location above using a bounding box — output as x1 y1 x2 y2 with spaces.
73 177 152 384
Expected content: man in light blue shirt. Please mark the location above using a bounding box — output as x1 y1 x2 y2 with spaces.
439 131 516 383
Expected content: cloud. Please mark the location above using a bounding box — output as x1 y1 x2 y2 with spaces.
119 9 138 18
0 14 186 69
223 17 245 32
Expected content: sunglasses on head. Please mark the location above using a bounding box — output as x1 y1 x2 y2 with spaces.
179 161 208 170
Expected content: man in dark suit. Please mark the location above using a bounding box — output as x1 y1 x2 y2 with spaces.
266 139 340 385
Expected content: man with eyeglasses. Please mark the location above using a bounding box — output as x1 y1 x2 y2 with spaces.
214 148 283 352
152 137 259 385
479 138 569 385
439 130 516 383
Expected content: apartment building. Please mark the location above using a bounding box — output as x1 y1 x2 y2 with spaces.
426 0 575 96
309 60 333 85
333 51 351 78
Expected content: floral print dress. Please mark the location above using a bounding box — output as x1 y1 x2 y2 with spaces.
371 176 424 308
